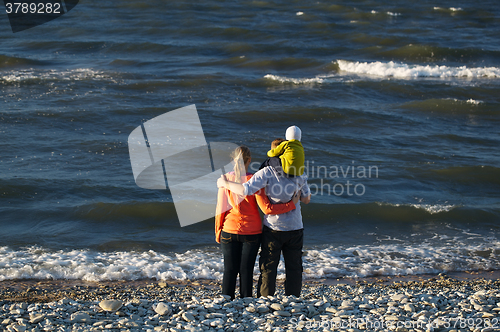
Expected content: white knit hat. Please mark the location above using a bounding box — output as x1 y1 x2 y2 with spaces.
285 125 302 141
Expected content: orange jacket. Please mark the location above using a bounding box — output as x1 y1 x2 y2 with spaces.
215 173 296 243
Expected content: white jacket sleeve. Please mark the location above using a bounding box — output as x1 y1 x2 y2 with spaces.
242 167 270 196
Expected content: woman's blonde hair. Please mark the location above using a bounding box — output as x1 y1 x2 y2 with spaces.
231 145 251 184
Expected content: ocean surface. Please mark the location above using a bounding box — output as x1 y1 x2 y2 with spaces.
0 0 499 282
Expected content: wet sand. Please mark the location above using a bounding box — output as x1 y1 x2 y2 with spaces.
0 270 498 304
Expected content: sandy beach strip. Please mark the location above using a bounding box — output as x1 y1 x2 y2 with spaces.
1 271 500 331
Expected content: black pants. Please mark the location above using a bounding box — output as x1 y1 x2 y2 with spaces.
257 226 303 297
220 231 261 299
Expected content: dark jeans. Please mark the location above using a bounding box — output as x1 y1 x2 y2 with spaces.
257 226 303 297
220 231 261 299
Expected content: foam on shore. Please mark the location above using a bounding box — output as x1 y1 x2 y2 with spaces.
1 239 498 282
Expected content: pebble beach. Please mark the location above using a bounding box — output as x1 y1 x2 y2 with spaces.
2 273 500 332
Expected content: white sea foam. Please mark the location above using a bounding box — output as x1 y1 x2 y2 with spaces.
336 60 500 79
0 68 118 83
0 247 223 282
265 61 500 86
446 98 483 105
466 98 483 105
264 74 325 84
302 240 500 278
409 204 456 214
434 7 462 12
263 74 353 85
376 202 457 214
369 10 399 16
443 98 483 105
0 238 498 281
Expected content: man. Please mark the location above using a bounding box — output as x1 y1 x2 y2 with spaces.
217 163 311 297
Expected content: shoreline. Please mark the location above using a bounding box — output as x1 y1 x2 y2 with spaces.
1 270 499 303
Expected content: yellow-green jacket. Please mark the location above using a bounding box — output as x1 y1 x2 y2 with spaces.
267 139 305 176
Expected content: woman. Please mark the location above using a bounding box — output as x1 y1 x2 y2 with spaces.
215 146 298 299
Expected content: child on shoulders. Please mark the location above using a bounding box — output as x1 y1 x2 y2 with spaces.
260 126 305 177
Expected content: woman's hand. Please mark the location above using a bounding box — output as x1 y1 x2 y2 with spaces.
292 191 300 205
217 175 227 188
217 175 246 195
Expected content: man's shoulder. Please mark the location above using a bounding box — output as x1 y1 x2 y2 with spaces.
247 167 275 185
257 166 279 176
262 165 308 181
253 167 269 178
